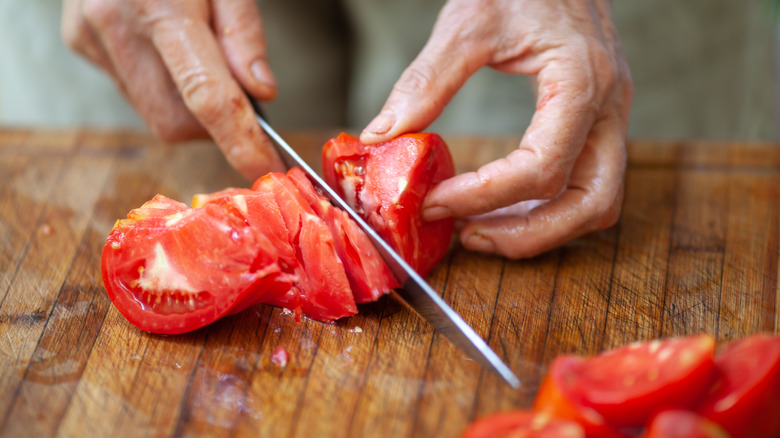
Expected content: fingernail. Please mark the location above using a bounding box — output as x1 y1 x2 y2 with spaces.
363 109 396 136
464 231 496 253
423 205 452 221
250 60 276 93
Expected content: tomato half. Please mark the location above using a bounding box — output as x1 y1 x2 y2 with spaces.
695 334 780 438
460 410 586 438
101 196 286 334
535 335 717 429
643 411 731 438
322 132 455 277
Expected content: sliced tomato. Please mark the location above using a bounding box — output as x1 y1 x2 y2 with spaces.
695 334 780 438
101 197 285 334
287 167 398 303
322 132 455 277
461 410 586 438
535 335 716 429
643 410 731 438
534 365 630 438
252 171 357 322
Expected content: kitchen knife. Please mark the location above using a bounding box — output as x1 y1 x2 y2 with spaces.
248 100 521 389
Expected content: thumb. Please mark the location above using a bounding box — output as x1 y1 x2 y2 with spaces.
360 29 486 144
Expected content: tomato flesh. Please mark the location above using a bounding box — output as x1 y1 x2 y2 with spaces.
461 410 585 438
101 197 284 334
102 133 455 333
695 334 780 438
323 132 455 277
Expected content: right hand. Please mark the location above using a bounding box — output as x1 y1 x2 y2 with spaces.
61 0 285 180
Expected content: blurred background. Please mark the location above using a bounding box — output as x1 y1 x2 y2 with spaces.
0 0 778 141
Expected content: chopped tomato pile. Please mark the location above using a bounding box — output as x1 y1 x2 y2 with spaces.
462 333 780 438
101 133 454 334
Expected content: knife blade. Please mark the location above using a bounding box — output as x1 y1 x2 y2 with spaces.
249 101 520 389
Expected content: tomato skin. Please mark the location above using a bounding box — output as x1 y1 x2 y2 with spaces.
101 197 283 334
460 410 585 438
695 334 780 438
534 367 631 438
322 132 455 277
643 411 731 438
535 335 716 430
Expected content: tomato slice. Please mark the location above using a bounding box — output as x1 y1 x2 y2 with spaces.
643 411 731 438
102 197 284 334
287 167 399 303
322 132 455 277
695 334 780 438
536 335 717 429
252 172 357 322
460 410 586 438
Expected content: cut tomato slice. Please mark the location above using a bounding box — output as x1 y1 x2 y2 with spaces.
643 410 731 438
322 132 455 277
253 172 357 322
460 410 586 438
536 335 717 429
695 334 780 438
287 167 398 303
102 198 284 334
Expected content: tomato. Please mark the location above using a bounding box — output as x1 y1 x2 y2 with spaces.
460 410 585 438
534 368 630 438
102 132 455 333
287 167 399 303
322 132 455 277
695 334 780 438
643 411 731 438
535 335 717 429
101 195 286 334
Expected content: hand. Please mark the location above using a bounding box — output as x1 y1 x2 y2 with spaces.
360 0 633 259
61 0 285 180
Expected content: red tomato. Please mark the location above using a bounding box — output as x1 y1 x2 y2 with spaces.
461 410 586 438
695 334 780 438
250 172 357 322
643 411 731 438
535 335 717 429
287 167 399 303
101 195 286 334
103 132 455 333
322 132 455 277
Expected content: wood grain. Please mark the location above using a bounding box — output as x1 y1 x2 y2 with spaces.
0 129 778 438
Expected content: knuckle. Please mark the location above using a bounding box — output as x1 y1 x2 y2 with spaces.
396 64 436 96
180 74 237 127
535 165 568 199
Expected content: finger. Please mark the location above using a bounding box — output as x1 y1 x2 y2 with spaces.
422 56 607 221
62 0 119 79
150 15 284 179
359 16 489 144
211 0 277 101
458 113 626 259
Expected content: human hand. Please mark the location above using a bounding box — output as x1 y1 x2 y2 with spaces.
61 0 284 180
360 0 633 259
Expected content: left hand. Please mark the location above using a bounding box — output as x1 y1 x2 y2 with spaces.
360 0 633 259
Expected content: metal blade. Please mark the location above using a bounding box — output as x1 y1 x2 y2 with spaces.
251 106 520 389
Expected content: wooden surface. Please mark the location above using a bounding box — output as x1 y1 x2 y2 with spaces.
0 128 778 437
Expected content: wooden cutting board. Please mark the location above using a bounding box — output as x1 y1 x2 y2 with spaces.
0 129 778 437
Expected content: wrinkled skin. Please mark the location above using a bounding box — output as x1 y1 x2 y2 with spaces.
61 0 284 178
63 0 633 259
